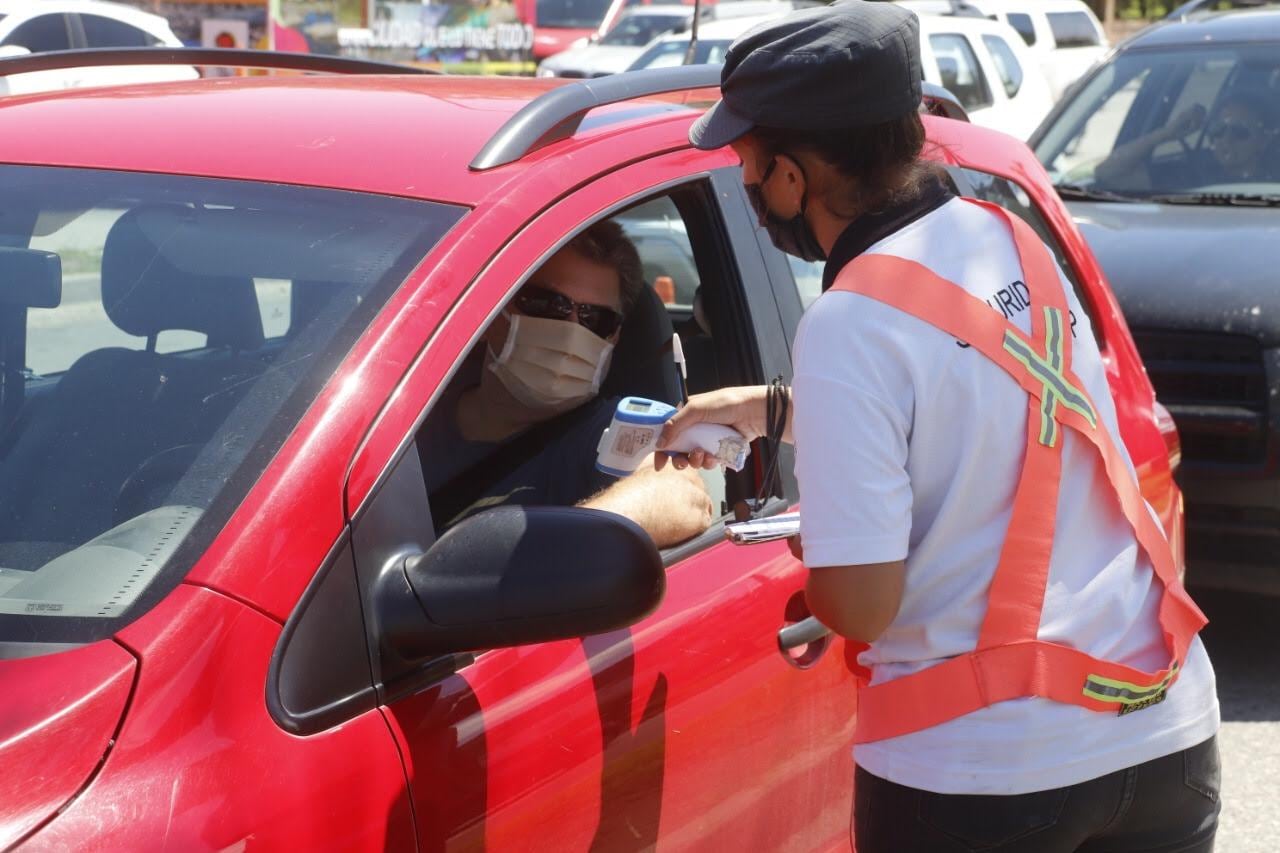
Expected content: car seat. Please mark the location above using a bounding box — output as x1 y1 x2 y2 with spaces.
0 205 268 569
599 282 681 405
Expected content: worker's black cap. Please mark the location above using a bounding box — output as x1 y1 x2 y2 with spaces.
689 0 922 150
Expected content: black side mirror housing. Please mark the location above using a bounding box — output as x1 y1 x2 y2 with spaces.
376 506 665 662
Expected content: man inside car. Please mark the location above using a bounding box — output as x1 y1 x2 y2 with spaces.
419 220 714 547
1096 91 1280 188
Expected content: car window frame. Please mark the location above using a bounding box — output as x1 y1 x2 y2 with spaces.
982 32 1025 99
343 160 793 707
928 32 996 112
1 12 74 52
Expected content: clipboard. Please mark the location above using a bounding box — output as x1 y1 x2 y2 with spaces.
724 511 800 545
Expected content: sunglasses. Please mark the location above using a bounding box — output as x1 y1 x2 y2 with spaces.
1208 121 1260 143
514 285 624 339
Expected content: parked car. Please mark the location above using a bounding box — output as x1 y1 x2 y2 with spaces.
904 0 1109 100
0 48 1181 850
0 0 195 95
538 5 694 78
1030 8 1280 595
631 10 1055 138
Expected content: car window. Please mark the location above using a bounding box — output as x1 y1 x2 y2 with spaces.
600 14 686 46
0 165 462 646
79 13 160 47
983 33 1024 99
929 33 994 111
1006 12 1035 47
536 0 614 28
3 14 72 52
1035 44 1280 196
628 38 730 70
417 181 772 545
1046 11 1100 48
958 167 1100 337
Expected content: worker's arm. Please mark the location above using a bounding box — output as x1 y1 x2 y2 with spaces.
581 453 714 547
804 559 906 644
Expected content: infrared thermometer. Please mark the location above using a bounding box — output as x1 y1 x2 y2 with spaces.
595 396 750 477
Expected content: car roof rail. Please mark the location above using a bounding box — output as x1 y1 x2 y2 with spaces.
469 64 721 171
0 47 431 79
920 82 969 122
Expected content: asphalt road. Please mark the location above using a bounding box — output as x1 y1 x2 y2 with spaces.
1192 586 1280 851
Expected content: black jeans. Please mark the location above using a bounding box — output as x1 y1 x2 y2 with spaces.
854 736 1221 852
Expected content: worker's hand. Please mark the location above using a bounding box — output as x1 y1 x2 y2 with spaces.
655 386 772 471
787 535 803 562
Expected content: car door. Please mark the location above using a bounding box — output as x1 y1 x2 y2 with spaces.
345 151 859 851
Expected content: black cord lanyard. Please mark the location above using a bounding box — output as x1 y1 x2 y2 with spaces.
737 375 789 521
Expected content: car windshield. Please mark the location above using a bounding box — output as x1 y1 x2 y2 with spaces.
628 37 731 70
600 13 687 46
537 0 614 28
0 165 462 650
1035 43 1280 199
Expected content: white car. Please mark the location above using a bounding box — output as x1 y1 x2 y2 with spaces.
538 6 695 79
630 8 1054 139
0 0 196 95
917 13 1055 139
904 0 1109 101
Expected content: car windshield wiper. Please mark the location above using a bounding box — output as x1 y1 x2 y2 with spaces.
1145 192 1280 207
1053 183 1141 203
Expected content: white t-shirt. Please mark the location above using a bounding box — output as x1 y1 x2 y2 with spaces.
792 198 1219 795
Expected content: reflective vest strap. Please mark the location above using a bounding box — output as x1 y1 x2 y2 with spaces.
976 401 1062 648
854 641 1184 743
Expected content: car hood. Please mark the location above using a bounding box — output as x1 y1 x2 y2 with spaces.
541 45 643 75
0 640 136 848
1068 200 1280 346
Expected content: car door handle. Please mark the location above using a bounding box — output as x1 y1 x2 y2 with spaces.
777 616 831 653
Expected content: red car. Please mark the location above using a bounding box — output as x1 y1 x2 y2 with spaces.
0 53 1181 851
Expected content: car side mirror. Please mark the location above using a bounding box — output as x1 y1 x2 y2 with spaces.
0 248 61 309
375 506 665 662
0 45 31 59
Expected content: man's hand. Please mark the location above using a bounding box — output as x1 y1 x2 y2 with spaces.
582 455 714 547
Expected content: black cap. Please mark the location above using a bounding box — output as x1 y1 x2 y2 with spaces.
689 0 922 150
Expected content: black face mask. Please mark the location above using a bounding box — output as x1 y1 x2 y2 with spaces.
746 155 827 263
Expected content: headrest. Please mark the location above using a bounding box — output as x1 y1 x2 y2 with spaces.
600 283 680 405
101 205 264 351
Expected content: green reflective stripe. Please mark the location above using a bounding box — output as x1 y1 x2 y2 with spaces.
1082 664 1179 704
1004 336 1095 420
1001 307 1098 448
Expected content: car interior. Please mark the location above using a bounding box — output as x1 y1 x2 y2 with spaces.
0 168 455 627
419 183 767 544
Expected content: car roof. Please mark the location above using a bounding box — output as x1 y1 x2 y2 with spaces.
617 4 694 17
0 0 168 25
1125 7 1280 46
0 74 711 206
914 12 1022 37
968 0 1098 13
653 12 784 41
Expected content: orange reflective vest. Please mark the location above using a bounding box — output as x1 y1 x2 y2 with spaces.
827 198 1207 745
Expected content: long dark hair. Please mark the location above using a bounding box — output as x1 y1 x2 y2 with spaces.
752 111 940 218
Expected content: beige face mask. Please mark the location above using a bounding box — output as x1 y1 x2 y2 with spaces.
486 312 615 414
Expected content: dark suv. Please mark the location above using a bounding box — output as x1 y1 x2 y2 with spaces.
1031 9 1280 596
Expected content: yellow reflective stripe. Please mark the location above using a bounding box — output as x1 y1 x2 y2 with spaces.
1082 663 1179 704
